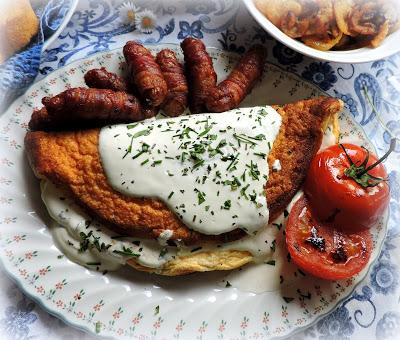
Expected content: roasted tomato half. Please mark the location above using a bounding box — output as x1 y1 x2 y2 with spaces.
304 143 392 231
286 195 372 280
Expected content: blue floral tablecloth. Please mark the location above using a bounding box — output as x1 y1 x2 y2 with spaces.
0 1 399 339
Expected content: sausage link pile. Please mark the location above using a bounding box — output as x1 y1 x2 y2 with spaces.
28 38 266 131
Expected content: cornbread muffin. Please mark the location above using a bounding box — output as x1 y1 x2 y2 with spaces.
0 0 39 63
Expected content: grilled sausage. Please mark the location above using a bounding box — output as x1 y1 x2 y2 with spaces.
156 49 188 117
181 37 217 114
84 67 129 93
29 87 157 131
205 45 266 113
123 41 167 107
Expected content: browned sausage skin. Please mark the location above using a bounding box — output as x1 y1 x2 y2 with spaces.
29 87 157 131
123 41 167 107
84 67 129 92
181 37 217 114
156 49 188 117
205 45 266 113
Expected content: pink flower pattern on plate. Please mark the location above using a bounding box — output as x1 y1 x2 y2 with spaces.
55 282 64 290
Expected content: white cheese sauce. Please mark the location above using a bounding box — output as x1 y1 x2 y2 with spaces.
42 181 178 272
43 177 300 286
43 179 288 273
99 107 282 235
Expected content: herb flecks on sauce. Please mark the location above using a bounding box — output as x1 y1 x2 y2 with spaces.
99 107 282 235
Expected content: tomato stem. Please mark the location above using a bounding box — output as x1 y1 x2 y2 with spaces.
358 138 396 176
340 139 396 188
340 144 355 166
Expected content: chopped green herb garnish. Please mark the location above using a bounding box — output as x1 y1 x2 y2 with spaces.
226 153 239 171
222 200 231 210
132 143 149 160
246 161 260 180
192 159 205 171
132 129 151 138
224 177 241 191
270 240 276 252
195 190 206 205
159 248 168 258
254 152 266 158
127 123 139 130
240 184 250 199
113 246 140 257
198 126 212 137
258 108 268 116
123 136 135 159
79 230 111 253
151 160 162 167
233 133 257 146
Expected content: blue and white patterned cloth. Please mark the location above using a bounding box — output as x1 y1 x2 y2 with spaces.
0 0 75 112
0 0 399 339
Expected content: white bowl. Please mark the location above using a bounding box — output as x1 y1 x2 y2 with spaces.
243 0 400 64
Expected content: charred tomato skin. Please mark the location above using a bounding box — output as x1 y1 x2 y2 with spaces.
304 143 389 231
286 195 372 281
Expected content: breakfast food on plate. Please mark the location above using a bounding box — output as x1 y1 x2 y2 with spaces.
24 38 390 281
181 38 218 114
123 41 168 107
25 96 342 275
29 88 157 131
254 0 400 50
84 68 129 93
0 0 39 63
156 49 189 117
205 45 267 112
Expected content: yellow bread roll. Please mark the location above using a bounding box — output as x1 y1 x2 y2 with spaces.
0 0 39 63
